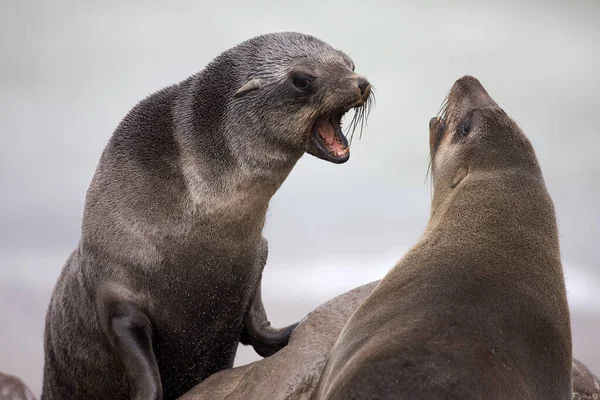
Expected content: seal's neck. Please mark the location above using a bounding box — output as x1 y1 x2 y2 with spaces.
221 129 303 193
173 69 302 214
426 168 559 262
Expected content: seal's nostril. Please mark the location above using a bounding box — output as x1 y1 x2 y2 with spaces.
357 78 370 96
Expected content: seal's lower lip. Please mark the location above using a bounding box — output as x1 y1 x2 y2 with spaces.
308 116 350 164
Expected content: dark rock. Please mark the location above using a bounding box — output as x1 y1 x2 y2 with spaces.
573 358 600 400
0 372 35 400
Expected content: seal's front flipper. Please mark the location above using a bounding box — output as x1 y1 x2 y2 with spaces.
101 301 162 400
241 283 298 358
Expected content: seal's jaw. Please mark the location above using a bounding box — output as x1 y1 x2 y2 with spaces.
306 114 350 164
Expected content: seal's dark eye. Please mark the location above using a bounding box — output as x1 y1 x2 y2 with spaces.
458 117 471 136
292 75 312 90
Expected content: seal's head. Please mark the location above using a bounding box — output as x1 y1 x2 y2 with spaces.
225 32 373 165
428 76 540 198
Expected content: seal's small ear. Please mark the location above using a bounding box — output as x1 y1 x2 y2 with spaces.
450 166 469 188
234 78 262 98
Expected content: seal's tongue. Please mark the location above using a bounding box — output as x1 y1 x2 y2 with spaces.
315 120 348 158
306 115 350 164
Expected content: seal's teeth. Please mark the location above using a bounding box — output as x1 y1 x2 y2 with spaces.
334 133 344 146
312 116 350 160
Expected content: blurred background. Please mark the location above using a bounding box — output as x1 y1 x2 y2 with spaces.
1 0 599 396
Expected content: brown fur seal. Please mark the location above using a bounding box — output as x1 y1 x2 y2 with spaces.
0 372 36 400
41 32 373 400
312 75 572 400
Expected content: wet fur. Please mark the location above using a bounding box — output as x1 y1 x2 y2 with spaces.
313 76 572 400
42 32 370 400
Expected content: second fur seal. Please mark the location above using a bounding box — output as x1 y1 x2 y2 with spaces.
313 76 572 399
42 32 372 400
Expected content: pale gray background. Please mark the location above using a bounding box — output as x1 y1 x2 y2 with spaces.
1 0 599 396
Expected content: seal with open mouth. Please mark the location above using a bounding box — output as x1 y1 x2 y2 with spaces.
41 32 373 400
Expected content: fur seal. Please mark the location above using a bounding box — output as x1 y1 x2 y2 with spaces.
0 372 36 400
41 32 372 400
312 75 572 400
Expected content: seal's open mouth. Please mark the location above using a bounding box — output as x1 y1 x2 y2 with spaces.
307 113 350 164
305 87 373 164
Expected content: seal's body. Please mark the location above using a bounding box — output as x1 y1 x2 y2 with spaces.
313 76 572 400
42 32 372 400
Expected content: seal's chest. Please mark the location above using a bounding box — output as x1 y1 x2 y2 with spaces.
150 257 258 344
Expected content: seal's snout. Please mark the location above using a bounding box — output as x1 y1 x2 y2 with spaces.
305 72 373 165
303 56 374 165
451 75 490 102
357 77 371 98
445 75 498 118
455 75 483 89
